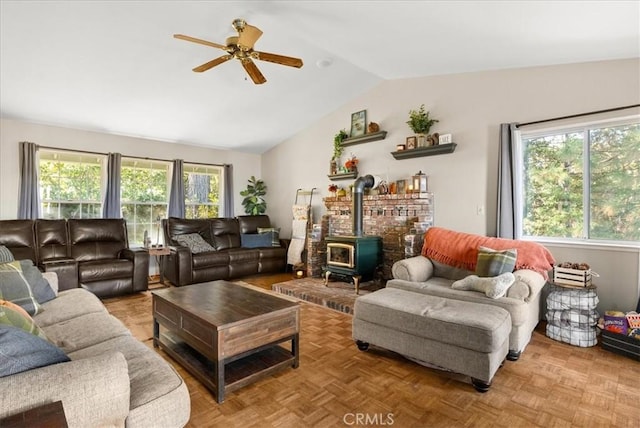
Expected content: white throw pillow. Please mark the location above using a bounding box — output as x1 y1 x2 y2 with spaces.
451 272 516 299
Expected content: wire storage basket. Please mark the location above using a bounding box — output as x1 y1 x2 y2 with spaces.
546 284 599 347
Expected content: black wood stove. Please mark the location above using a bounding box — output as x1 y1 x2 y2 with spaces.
324 175 382 293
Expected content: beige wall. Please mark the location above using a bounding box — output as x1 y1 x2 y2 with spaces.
1 59 639 312
0 118 261 219
262 58 640 312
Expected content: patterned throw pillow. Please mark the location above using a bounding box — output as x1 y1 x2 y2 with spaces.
0 261 42 315
0 299 47 339
475 246 517 277
451 272 516 299
257 227 281 247
0 245 15 263
19 260 56 304
173 233 215 254
0 325 69 377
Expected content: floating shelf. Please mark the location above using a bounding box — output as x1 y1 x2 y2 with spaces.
328 171 358 181
341 131 387 147
391 143 457 160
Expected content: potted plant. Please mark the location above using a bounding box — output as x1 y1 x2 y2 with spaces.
331 129 349 174
240 176 267 215
407 104 438 146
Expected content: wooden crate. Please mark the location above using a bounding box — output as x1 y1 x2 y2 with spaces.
553 266 592 287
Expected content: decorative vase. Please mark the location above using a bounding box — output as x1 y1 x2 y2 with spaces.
416 133 427 147
330 159 338 175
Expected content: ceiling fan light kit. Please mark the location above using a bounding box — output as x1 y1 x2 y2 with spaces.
174 18 303 84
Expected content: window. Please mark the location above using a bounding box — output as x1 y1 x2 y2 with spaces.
519 119 640 243
121 159 170 246
183 164 222 219
39 150 105 219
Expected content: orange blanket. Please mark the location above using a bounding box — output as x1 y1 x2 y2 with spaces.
422 227 555 279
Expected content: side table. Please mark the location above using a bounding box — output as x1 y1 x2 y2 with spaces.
148 246 170 284
546 283 599 347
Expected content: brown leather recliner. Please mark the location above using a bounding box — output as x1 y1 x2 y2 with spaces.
162 215 286 286
67 219 149 298
0 218 149 298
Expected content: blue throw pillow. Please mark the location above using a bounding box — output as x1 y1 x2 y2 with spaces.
0 325 70 377
241 233 273 248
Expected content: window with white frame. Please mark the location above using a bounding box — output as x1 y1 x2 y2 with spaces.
183 164 222 219
121 159 170 246
519 118 640 243
39 150 105 219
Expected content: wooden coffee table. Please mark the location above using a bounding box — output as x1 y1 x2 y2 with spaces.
152 280 300 403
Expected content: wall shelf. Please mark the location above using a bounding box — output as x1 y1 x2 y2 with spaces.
391 143 457 160
328 171 358 181
341 131 387 147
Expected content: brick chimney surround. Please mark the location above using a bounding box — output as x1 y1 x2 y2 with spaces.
306 193 434 280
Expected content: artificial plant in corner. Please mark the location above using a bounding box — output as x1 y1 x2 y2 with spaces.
240 176 267 215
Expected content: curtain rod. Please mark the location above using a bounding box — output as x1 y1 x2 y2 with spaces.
36 145 227 167
515 104 640 128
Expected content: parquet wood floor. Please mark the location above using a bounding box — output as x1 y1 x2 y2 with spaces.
104 275 640 427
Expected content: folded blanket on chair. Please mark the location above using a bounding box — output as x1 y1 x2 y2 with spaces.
422 227 555 279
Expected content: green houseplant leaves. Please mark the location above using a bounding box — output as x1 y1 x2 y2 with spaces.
240 176 267 215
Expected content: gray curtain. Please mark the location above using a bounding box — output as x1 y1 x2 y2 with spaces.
17 141 41 219
168 159 185 218
497 123 520 239
223 164 234 217
102 152 122 218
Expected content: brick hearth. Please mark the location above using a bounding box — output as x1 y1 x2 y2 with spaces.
306 193 434 279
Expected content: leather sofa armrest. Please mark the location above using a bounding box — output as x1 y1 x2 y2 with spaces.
509 269 546 302
40 259 78 291
121 248 149 292
163 245 193 286
0 352 130 427
391 256 434 282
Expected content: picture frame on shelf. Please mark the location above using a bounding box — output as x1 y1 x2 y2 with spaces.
406 136 417 150
350 110 366 137
439 133 452 144
396 179 407 195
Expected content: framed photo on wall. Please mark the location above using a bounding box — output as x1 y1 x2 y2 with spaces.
406 136 417 150
350 110 366 137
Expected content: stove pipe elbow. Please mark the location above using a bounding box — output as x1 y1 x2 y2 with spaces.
353 175 379 236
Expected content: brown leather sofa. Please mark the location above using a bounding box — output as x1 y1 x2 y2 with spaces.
162 215 286 286
0 218 149 298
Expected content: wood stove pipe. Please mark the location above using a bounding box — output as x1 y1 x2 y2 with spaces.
352 174 379 236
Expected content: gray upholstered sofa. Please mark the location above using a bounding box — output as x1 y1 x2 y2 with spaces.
385 227 555 360
0 277 190 427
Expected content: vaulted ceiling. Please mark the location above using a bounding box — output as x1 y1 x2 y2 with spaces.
1 1 638 153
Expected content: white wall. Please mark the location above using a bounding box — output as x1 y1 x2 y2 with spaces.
0 118 262 276
262 58 640 312
0 118 261 219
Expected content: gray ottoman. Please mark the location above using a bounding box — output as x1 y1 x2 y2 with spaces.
353 288 511 392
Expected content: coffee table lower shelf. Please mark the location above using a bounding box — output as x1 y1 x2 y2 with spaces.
157 331 296 399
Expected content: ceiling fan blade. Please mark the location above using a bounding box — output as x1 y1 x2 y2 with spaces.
238 24 263 49
193 55 232 73
253 51 303 68
173 34 227 50
241 59 266 84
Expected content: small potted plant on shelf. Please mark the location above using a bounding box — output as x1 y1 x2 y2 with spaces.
345 153 358 172
407 104 438 147
331 129 348 174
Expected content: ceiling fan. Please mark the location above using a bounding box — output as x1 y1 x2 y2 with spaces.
174 19 303 84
